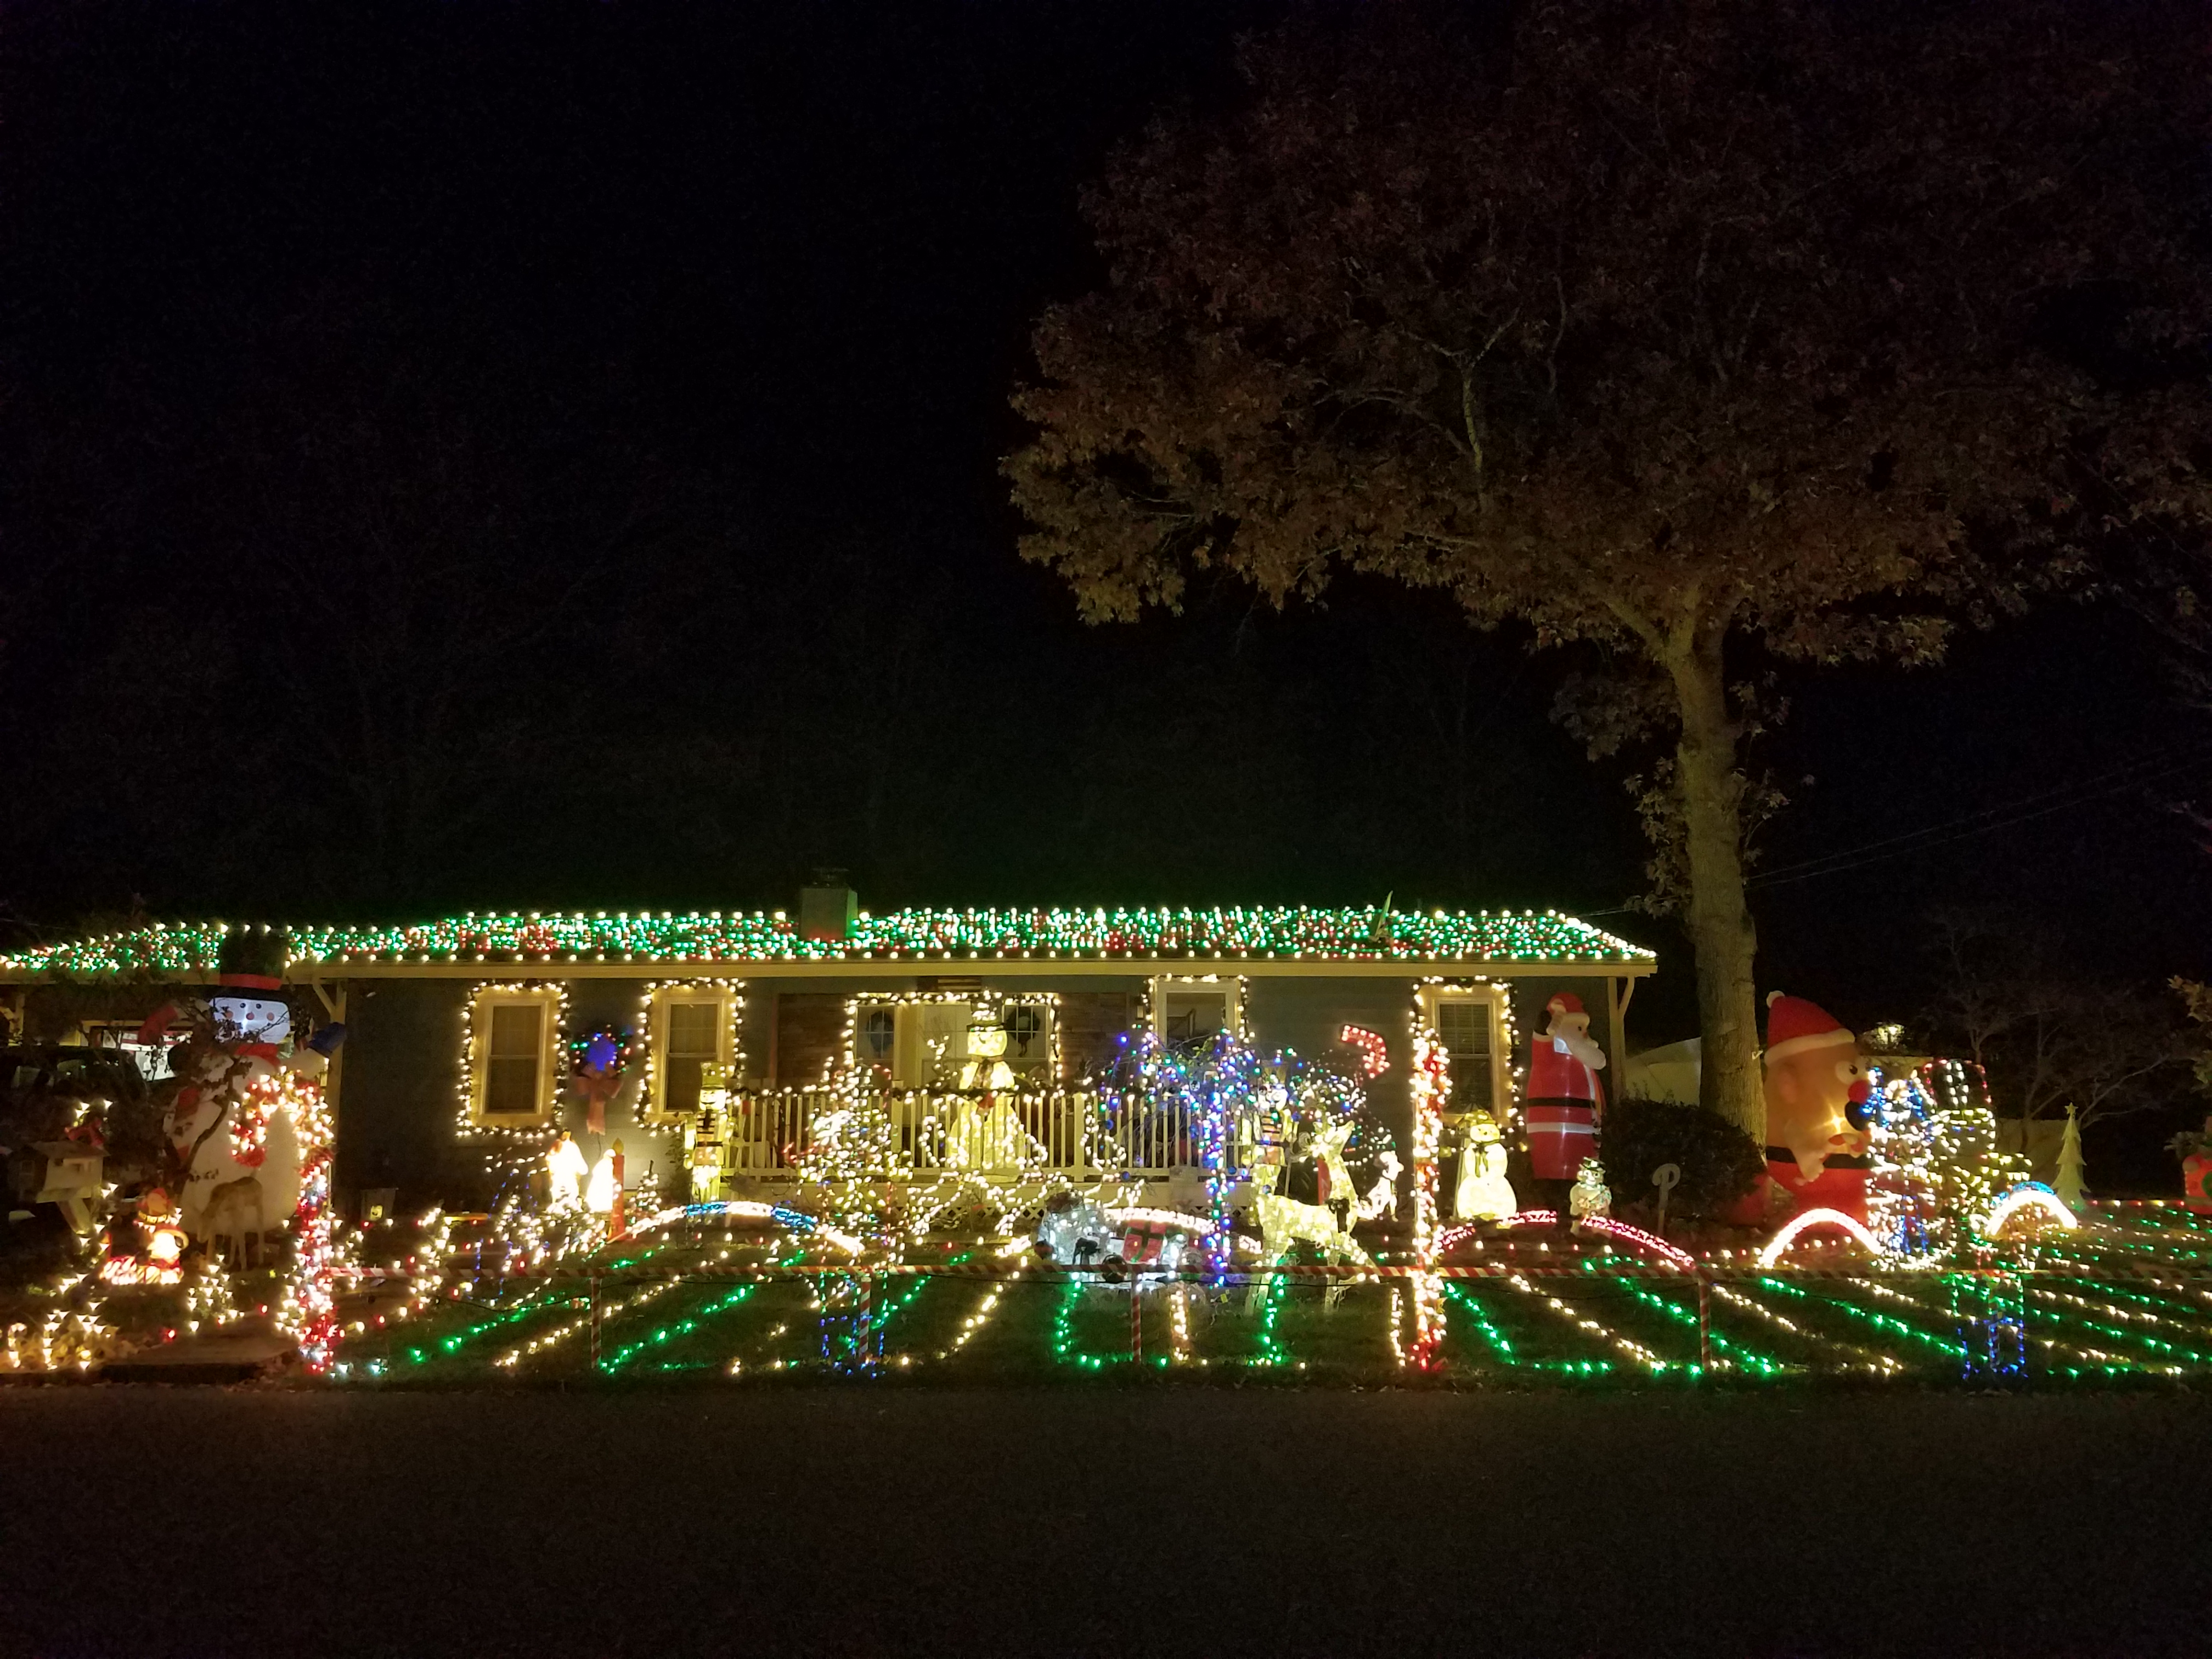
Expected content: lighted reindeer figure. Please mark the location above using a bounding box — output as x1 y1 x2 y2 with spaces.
1319 1119 1402 1226
1245 1119 1372 1310
200 1175 266 1270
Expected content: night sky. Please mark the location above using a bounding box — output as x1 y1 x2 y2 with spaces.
3 2 2205 1113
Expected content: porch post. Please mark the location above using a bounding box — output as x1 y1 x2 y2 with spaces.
1605 976 1634 1093
312 980 349 1126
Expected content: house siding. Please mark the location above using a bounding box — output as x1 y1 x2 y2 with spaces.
9 958 1643 1216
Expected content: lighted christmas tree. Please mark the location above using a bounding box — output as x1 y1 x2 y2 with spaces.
794 1096 900 1242
2054 1105 2086 1212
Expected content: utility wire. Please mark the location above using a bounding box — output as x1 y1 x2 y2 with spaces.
1746 743 2212 891
1567 738 2212 916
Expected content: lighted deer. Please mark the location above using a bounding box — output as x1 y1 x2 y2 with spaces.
200 1175 266 1271
1246 1120 1371 1310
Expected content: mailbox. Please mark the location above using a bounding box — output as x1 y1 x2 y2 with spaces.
9 1142 106 1234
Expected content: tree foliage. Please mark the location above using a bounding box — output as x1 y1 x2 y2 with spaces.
1597 1096 1763 1220
1008 0 2212 1133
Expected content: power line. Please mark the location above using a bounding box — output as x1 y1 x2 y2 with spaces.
1747 743 2212 891
1565 739 2212 915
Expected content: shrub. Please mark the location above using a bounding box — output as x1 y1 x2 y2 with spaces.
1598 1097 1763 1218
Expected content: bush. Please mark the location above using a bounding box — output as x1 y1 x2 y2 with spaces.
1598 1097 1763 1218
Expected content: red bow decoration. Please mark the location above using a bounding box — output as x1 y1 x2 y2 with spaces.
574 1063 623 1136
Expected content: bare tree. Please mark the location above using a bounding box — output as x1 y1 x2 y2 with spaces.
1923 912 2188 1128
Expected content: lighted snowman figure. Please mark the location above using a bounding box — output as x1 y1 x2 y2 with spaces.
958 1008 1015 1092
1453 1116 1519 1222
948 1007 1031 1171
1567 1156 1612 1234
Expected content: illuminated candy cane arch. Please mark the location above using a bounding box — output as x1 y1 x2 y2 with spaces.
1404 1025 1448 1368
234 1067 343 1370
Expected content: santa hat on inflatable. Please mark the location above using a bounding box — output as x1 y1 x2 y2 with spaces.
1546 992 1587 1020
1763 991 1855 1062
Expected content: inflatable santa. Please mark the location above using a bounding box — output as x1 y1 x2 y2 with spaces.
1526 992 1606 1186
1761 992 1874 1222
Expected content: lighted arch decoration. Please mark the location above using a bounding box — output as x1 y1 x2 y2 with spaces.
1982 1182 2078 1240
631 1199 780 1235
628 1199 862 1255
1758 1207 1885 1268
1577 1215 1696 1269
1465 1211 1697 1269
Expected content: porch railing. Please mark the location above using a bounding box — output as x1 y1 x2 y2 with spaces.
718 1087 1260 1181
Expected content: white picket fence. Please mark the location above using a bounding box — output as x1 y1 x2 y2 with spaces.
720 1086 1252 1181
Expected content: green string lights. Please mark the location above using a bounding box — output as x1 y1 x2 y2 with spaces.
2 904 1654 980
300 1197 2212 1388
329 1258 2212 1384
1615 1279 1784 1378
1756 1276 1966 1362
601 1282 762 1373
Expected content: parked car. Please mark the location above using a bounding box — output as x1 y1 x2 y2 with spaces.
1 1046 146 1137
1 1047 156 1236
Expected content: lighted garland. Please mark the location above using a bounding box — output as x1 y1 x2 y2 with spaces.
2 905 1654 980
1403 1023 1447 1368
262 1070 345 1369
635 978 744 1124
455 981 571 1142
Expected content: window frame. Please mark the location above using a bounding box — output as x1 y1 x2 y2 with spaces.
463 983 566 1132
642 981 741 1123
1147 974 1245 1045
1415 981 1512 1122
994 997 1058 1083
845 991 1060 1088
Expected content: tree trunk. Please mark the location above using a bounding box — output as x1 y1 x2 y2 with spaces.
1665 629 1765 1143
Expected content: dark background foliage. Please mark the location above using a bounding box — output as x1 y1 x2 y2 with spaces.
1596 1098 1764 1221
2 1 2205 1180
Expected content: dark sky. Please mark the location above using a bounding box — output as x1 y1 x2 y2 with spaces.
2 0 2206 1094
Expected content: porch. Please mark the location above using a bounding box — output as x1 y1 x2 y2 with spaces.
700 1085 1245 1184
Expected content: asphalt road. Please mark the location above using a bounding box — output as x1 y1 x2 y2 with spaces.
0 1385 2202 1657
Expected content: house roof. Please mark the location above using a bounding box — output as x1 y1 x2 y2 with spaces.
0 905 1655 984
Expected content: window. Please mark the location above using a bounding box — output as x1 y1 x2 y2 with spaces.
903 1003 974 1087
999 1002 1054 1080
467 986 562 1126
847 996 1058 1087
1435 998 1494 1113
1149 976 1243 1046
857 1008 898 1069
80 1020 183 1081
647 986 737 1120
484 1005 544 1115
1420 985 1505 1117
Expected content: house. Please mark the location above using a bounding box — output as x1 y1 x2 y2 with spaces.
0 887 1655 1215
